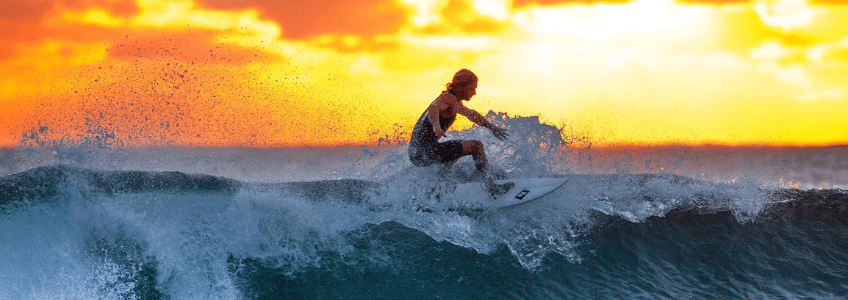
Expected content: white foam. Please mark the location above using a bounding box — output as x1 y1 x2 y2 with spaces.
2 112 838 296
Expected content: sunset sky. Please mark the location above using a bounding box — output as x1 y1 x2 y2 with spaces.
1 0 847 147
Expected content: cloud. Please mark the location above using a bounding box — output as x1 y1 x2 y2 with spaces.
16 0 291 64
824 41 848 61
674 0 756 4
0 0 138 39
3 0 848 147
810 0 848 5
798 88 843 101
0 0 52 22
301 0 512 54
673 0 848 5
0 1 53 59
408 0 511 34
512 0 632 6
754 0 817 30
749 39 848 101
196 0 410 39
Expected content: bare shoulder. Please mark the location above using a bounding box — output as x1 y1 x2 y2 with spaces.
443 91 458 102
431 91 455 108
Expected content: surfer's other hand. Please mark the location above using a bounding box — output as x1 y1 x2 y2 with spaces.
492 126 509 141
434 127 447 138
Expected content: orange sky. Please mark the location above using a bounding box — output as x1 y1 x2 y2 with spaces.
1 0 847 147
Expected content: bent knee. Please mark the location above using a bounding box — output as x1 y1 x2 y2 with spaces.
463 140 484 154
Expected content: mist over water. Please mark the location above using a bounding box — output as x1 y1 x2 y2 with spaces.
4 112 845 189
1 113 847 299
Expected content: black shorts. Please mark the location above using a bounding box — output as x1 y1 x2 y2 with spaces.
408 140 465 167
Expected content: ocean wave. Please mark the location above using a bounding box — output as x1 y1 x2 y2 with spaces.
1 163 846 299
2 112 847 298
0 165 239 204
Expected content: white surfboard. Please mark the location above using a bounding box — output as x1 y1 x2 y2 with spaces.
451 177 568 209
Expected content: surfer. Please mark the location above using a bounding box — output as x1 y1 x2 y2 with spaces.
408 69 514 196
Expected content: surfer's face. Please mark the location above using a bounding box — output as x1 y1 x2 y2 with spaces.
459 82 477 101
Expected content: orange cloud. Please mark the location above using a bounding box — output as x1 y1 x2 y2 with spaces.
513 0 632 6
0 0 417 147
0 1 52 59
196 0 410 39
2 0 848 148
411 0 511 34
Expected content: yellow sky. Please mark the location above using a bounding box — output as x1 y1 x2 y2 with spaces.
1 0 847 147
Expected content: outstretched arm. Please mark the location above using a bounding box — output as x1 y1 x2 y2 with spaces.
457 103 509 141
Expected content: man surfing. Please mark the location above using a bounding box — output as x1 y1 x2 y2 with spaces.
408 69 514 196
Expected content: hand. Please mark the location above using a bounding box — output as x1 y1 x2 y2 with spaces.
491 126 509 141
434 127 447 139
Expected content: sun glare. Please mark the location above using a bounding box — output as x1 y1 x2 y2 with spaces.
512 0 705 41
0 0 846 147
472 0 510 20
400 0 448 27
754 0 816 30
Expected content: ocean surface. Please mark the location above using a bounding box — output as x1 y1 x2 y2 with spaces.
1 116 847 299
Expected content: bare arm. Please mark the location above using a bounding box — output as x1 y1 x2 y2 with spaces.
458 103 509 141
427 95 450 138
457 102 494 130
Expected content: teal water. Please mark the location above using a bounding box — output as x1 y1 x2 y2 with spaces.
1 165 846 299
2 115 846 299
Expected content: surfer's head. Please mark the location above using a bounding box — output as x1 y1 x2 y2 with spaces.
446 69 478 101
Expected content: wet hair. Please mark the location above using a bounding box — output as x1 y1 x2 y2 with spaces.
445 69 478 97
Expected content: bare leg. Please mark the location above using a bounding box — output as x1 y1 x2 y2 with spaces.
461 140 514 196
461 140 496 189
438 160 456 177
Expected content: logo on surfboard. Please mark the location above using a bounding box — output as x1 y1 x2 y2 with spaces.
515 190 530 200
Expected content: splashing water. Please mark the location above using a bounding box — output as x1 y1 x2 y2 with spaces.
2 113 847 299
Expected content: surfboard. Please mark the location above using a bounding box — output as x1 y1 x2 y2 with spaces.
451 177 568 209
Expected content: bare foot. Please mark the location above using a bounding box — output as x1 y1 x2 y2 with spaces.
489 182 515 196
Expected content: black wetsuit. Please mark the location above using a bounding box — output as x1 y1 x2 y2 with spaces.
408 96 464 167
